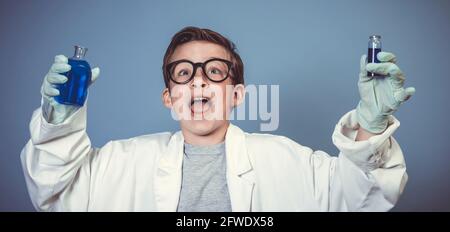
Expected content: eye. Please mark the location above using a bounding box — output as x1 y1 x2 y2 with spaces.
177 69 189 76
209 68 222 75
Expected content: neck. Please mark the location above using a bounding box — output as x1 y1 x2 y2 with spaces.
182 122 230 146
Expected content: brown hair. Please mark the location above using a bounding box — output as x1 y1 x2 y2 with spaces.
162 26 244 88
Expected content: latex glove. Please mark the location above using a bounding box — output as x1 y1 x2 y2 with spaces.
356 51 415 134
41 55 100 124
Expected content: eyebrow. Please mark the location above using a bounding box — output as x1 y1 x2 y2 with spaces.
208 56 227 60
178 56 226 61
169 56 230 64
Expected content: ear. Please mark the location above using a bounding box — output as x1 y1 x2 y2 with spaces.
232 84 245 107
162 88 172 108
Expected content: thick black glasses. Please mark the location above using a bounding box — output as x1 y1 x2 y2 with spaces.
167 58 232 84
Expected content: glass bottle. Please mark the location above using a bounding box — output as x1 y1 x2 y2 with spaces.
55 45 92 106
367 35 382 77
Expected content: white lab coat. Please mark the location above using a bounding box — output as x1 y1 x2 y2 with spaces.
20 104 407 211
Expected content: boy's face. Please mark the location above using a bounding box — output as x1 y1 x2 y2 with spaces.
162 41 244 141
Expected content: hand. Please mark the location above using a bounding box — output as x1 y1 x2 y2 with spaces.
356 51 415 134
41 55 100 124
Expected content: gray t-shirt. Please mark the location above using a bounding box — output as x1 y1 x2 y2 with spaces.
176 142 232 212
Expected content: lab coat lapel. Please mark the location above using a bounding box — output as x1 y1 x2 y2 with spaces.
154 131 184 212
225 124 256 212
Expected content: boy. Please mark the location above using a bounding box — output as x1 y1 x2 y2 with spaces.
21 27 415 211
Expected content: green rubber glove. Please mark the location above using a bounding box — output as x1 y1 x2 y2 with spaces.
41 55 100 124
356 51 415 134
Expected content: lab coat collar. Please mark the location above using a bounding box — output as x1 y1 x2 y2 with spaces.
154 123 255 212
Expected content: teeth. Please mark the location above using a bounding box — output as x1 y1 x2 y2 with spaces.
192 97 209 104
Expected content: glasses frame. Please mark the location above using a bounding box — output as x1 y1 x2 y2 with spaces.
166 58 233 84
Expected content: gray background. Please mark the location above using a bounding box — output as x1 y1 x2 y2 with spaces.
1 0 449 211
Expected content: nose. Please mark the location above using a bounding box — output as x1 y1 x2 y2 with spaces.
190 66 208 89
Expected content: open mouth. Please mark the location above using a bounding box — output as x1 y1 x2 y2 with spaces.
190 96 211 114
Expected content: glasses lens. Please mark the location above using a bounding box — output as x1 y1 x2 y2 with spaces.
171 62 193 83
205 60 229 81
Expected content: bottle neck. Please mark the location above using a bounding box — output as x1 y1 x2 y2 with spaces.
73 46 88 60
368 36 381 49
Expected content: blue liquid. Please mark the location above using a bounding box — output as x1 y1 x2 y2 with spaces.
54 58 92 106
367 48 381 77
